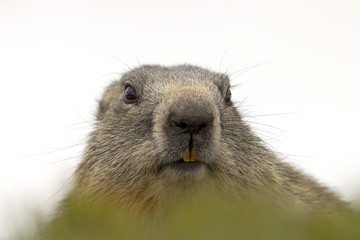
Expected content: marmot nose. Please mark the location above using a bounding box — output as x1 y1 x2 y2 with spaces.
170 117 210 134
168 95 214 135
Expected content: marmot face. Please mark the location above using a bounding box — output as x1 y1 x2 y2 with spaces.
89 65 242 187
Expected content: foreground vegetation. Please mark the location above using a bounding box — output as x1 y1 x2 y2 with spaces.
16 192 360 240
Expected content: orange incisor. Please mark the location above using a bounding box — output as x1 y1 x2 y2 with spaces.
183 147 197 162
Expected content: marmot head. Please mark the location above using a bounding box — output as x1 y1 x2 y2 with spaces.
75 65 274 212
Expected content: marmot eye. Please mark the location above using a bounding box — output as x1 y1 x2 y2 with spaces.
124 86 137 104
225 88 232 106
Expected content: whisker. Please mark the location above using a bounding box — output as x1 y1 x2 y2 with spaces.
218 43 236 72
37 154 83 168
73 110 96 128
242 120 286 132
122 50 142 67
18 142 86 158
96 72 122 81
62 121 96 129
247 112 300 118
107 56 133 71
228 59 274 80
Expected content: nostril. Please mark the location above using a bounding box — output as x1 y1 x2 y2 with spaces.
170 118 188 129
176 122 188 129
170 119 209 134
198 123 207 131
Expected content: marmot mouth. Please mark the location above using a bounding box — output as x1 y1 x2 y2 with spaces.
159 137 204 172
175 158 200 165
167 158 203 171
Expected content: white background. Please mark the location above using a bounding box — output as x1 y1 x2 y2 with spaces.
1 0 359 238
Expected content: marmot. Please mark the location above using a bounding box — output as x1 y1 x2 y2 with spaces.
71 64 342 215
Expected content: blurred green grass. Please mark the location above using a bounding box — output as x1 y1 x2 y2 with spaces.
18 193 360 240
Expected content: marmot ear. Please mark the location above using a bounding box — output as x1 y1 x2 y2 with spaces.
96 82 118 121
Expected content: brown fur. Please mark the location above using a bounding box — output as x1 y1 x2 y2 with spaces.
71 64 342 215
